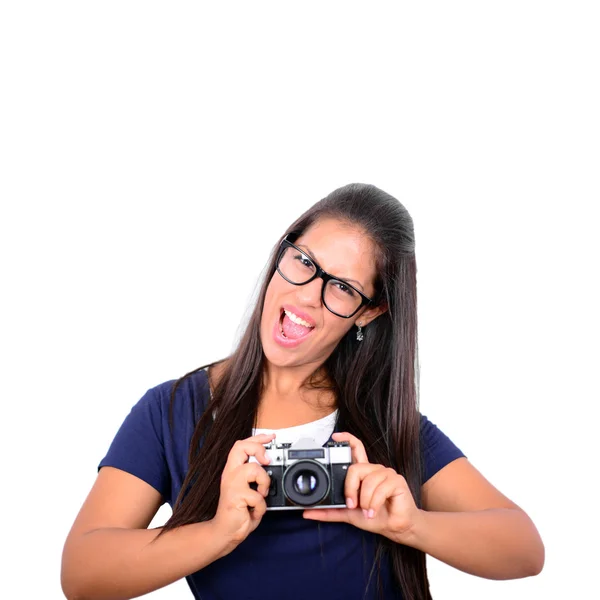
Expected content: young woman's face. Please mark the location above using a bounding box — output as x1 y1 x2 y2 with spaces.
260 218 384 370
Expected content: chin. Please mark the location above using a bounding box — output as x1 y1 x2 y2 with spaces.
259 322 310 369
260 329 300 367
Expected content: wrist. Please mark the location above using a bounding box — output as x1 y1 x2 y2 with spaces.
387 509 428 548
195 519 236 562
205 519 239 560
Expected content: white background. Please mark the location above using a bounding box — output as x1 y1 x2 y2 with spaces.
1 2 598 599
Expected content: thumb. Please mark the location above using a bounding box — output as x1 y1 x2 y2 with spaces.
302 508 353 523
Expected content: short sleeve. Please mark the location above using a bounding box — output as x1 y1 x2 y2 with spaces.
98 383 173 499
420 414 466 483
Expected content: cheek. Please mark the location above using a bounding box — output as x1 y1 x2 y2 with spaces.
262 276 286 319
321 314 352 344
264 276 281 305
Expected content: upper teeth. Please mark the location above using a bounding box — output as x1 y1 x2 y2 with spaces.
284 310 314 328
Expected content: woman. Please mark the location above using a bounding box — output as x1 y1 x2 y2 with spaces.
61 183 544 600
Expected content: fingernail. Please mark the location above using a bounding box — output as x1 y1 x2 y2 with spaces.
346 497 355 509
368 509 375 519
362 509 369 519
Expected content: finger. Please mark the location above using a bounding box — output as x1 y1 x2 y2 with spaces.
224 436 275 471
239 462 272 497
368 477 406 518
344 463 385 509
250 501 267 522
359 468 394 515
332 432 369 464
244 489 268 520
303 508 352 523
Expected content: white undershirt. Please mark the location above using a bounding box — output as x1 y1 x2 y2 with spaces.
253 410 339 447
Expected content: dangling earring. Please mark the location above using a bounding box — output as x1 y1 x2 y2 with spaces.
356 322 364 342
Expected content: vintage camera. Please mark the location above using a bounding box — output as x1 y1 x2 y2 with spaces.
249 437 352 510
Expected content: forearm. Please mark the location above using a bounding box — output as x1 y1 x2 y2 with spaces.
398 508 544 580
61 521 228 600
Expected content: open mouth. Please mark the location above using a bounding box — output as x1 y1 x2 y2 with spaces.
279 308 315 340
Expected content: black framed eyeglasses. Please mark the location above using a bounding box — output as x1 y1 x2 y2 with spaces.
275 237 376 318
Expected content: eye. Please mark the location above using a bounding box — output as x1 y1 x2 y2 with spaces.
293 253 314 269
333 281 356 297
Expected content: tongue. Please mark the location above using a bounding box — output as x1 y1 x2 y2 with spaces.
282 313 313 340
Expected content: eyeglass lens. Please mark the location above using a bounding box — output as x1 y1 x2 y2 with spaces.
277 246 362 317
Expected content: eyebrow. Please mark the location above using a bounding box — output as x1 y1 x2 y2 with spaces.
297 244 366 292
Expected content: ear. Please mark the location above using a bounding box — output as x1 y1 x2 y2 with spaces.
354 301 388 328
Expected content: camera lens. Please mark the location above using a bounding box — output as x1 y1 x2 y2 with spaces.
293 471 317 496
283 460 330 506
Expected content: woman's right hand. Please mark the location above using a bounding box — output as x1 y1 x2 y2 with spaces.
211 433 275 551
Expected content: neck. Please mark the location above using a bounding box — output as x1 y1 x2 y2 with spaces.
258 360 337 426
262 360 330 397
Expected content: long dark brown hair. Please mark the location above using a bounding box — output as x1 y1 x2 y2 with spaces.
160 183 430 599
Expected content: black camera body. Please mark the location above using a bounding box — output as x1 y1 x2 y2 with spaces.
250 437 352 510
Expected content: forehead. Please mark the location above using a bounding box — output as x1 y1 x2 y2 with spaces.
295 218 378 285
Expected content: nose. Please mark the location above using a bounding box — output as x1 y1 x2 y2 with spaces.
295 277 323 308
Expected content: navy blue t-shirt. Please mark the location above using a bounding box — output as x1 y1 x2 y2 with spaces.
99 369 465 599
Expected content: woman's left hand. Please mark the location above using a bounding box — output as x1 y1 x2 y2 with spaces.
303 432 422 544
